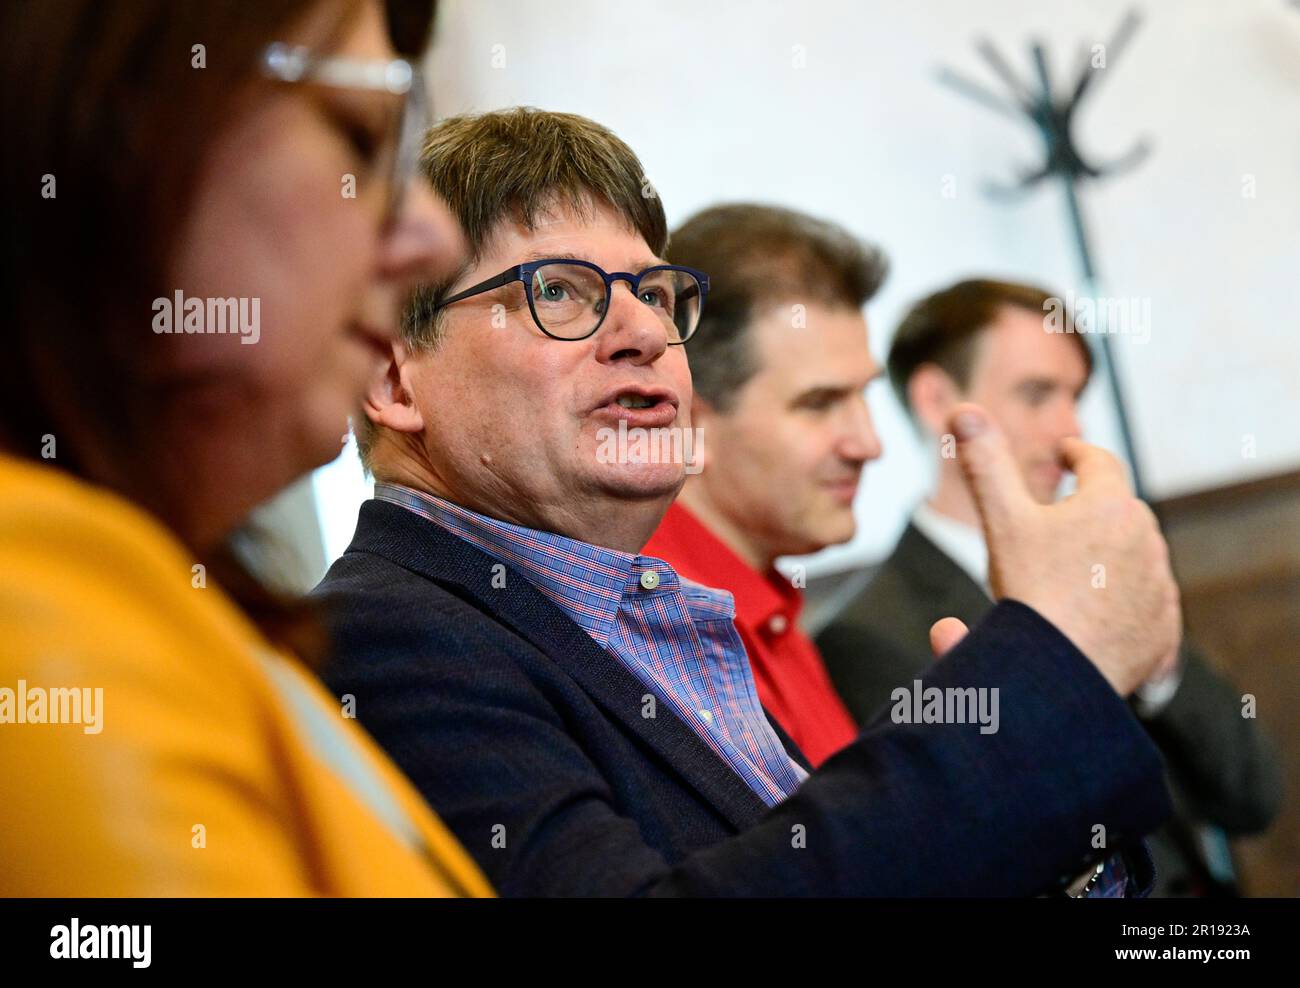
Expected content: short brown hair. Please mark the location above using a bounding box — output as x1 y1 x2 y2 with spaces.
886 278 1093 412
667 203 887 412
358 107 667 466
404 107 667 347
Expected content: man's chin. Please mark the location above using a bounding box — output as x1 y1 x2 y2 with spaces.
801 504 857 553
591 462 686 502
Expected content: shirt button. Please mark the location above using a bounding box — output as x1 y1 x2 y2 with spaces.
699 709 714 723
768 614 788 635
639 569 660 591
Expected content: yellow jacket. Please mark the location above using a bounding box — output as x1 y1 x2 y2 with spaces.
0 454 492 897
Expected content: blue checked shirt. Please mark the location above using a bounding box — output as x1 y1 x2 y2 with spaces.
375 483 808 806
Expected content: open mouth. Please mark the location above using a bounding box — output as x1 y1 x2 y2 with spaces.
592 387 679 427
616 394 658 409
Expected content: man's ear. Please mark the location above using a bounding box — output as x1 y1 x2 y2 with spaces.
907 363 961 440
363 339 425 435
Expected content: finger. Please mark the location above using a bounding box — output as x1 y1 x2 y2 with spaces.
949 402 1035 534
1148 646 1181 685
1057 437 1132 495
929 617 969 658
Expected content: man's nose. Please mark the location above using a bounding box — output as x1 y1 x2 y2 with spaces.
377 179 467 287
1057 400 1084 441
593 282 670 365
839 395 883 464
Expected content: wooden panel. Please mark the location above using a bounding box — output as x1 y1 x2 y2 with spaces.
1159 471 1300 897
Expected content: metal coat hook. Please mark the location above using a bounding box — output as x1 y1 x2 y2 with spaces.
934 8 1153 498
938 9 1151 213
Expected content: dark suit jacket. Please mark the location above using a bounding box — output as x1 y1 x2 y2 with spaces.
314 499 1170 896
817 521 1284 896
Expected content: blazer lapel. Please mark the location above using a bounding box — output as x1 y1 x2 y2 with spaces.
766 714 813 773
346 499 771 831
892 522 996 628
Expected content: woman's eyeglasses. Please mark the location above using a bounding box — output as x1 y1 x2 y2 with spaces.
261 42 431 226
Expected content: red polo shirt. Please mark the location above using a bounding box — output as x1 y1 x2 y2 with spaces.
643 502 858 767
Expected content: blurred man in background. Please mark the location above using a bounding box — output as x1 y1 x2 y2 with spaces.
643 203 885 766
817 278 1283 896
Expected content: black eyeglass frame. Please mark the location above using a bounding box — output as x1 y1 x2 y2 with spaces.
433 258 711 343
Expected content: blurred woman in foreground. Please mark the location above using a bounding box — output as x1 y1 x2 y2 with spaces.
0 0 490 896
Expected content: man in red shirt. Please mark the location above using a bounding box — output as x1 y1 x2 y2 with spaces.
644 203 891 766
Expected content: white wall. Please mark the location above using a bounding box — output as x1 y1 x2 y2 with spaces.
313 0 1300 576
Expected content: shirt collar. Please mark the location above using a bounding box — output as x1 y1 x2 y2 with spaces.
910 500 991 595
373 483 722 645
645 502 803 636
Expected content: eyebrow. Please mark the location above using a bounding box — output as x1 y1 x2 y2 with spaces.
1014 376 1062 393
793 368 885 402
518 248 665 271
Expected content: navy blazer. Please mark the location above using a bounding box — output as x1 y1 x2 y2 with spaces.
315 498 1171 896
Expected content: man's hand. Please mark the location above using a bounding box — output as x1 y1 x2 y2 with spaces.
950 403 1181 696
929 617 969 658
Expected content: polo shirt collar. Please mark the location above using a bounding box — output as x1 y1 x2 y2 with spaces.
373 483 691 647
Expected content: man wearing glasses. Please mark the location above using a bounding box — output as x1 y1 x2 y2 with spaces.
317 107 1181 896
